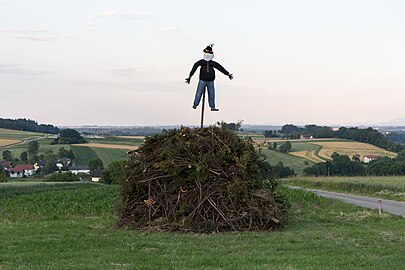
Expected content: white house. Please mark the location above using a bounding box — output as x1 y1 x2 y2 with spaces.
364 155 380 163
9 164 35 178
69 166 90 175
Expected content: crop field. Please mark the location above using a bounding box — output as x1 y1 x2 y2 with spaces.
0 181 101 197
72 143 138 150
91 147 128 166
314 141 397 160
0 138 20 148
285 176 405 201
0 184 404 269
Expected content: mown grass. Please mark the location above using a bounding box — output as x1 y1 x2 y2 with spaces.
262 148 314 175
0 184 404 269
0 128 45 140
90 147 128 166
71 146 99 166
285 176 405 201
87 136 144 146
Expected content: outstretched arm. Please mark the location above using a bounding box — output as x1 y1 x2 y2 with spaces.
212 62 233 80
185 61 201 84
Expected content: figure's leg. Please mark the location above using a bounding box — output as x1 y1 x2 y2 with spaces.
193 80 206 109
206 81 217 110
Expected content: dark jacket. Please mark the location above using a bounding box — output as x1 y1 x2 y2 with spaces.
189 60 230 81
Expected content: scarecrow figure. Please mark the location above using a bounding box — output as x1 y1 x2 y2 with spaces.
185 44 233 111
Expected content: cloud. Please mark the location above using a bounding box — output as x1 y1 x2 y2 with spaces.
0 64 47 76
108 68 153 77
154 27 182 33
0 28 47 33
88 9 153 20
11 36 59 42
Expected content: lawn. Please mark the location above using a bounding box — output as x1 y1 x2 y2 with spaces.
0 183 404 269
285 176 405 201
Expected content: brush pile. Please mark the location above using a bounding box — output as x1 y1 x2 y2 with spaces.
117 125 288 232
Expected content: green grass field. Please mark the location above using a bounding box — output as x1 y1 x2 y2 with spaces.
87 136 144 146
262 148 314 175
90 147 128 167
71 146 99 166
0 183 404 269
0 128 46 140
285 176 405 201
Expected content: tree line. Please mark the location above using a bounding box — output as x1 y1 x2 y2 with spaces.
264 124 404 153
0 118 59 134
304 151 405 176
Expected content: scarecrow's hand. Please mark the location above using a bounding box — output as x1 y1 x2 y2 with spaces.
185 78 190 84
228 74 234 80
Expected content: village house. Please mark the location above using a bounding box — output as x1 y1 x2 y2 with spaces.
9 164 35 178
0 161 13 171
300 134 314 140
363 155 380 163
68 166 90 175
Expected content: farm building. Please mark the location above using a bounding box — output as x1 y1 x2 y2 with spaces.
9 164 35 178
300 134 313 140
69 166 90 175
91 169 102 182
0 161 12 171
363 155 380 163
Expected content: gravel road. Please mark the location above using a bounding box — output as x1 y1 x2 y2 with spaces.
289 186 405 217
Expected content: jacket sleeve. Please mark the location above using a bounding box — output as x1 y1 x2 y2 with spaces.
212 62 230 76
189 60 201 78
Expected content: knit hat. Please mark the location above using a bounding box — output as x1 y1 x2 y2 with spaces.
203 44 214 54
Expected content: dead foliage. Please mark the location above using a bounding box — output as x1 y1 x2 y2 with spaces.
117 126 288 232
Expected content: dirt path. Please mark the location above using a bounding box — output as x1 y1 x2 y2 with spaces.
289 186 405 216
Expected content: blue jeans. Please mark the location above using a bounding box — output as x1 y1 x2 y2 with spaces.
193 80 216 108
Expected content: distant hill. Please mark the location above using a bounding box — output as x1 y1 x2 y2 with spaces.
0 118 59 134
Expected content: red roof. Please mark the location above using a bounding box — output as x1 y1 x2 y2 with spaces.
0 161 12 169
11 164 34 173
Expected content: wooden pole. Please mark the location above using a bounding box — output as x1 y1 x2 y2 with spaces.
200 89 206 129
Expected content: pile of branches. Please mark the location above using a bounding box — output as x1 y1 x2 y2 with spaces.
117 126 288 232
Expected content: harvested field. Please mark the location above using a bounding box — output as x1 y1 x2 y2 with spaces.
0 139 21 147
290 150 325 163
313 141 397 160
72 143 138 151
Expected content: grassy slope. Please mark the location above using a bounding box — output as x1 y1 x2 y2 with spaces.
71 146 99 166
262 148 314 175
0 128 46 140
0 185 404 269
90 147 128 167
285 176 405 201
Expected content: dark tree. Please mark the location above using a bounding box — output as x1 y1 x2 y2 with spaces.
88 158 104 172
102 160 127 185
20 152 28 162
52 129 87 144
2 150 12 161
28 141 40 155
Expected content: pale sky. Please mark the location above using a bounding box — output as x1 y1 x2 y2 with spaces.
1 0 405 126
